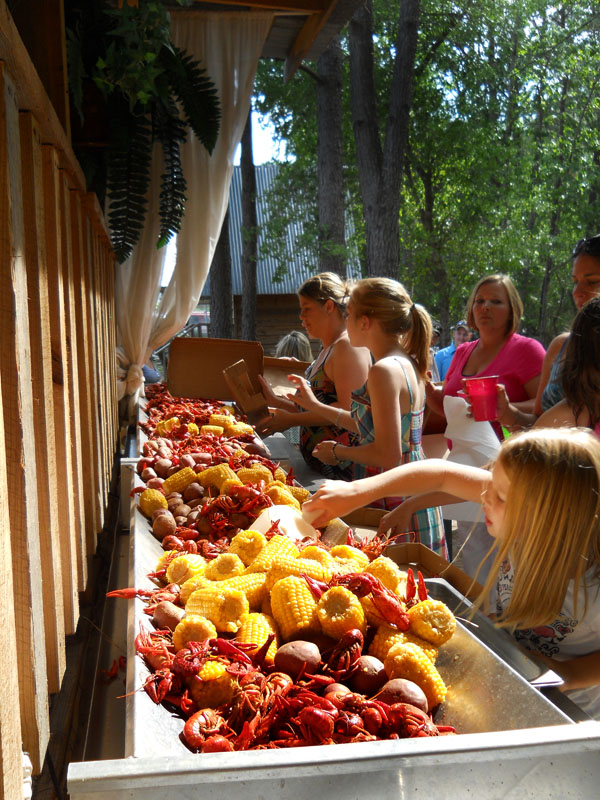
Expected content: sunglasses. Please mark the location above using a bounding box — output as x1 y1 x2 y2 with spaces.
572 233 600 257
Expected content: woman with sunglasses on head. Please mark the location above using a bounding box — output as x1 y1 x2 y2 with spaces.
257 272 370 480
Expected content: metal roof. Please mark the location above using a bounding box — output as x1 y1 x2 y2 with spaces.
202 162 362 296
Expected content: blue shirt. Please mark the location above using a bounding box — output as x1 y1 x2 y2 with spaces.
434 342 457 380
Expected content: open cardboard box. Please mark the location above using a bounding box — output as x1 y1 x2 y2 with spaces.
263 356 311 396
340 506 484 601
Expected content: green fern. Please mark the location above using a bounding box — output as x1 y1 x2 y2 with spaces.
153 99 187 249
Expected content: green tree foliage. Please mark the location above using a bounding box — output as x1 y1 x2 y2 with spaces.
255 0 600 343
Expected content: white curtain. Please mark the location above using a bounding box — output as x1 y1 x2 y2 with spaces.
115 11 273 411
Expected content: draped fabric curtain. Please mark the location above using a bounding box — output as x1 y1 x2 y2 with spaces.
115 12 273 412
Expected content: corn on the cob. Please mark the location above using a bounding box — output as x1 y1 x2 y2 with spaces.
407 599 456 646
209 413 235 429
265 483 301 510
172 615 217 651
155 416 179 436
218 572 269 610
179 574 211 606
300 545 337 570
196 463 238 492
204 553 246 582
165 553 207 585
368 624 438 663
187 661 236 708
187 422 199 436
155 549 181 573
138 488 168 518
266 555 332 590
236 613 279 665
365 556 405 593
162 466 199 496
384 641 447 708
245 534 300 574
270 575 321 641
316 586 367 638
228 529 267 566
226 422 254 437
200 424 224 437
329 545 370 571
261 593 273 618
273 467 287 483
185 585 249 633
236 464 273 485
221 477 245 494
287 484 311 505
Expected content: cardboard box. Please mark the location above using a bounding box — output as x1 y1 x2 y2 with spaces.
341 507 483 601
167 337 263 399
263 356 311 396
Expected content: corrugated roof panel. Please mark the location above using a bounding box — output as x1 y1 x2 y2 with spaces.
202 163 361 297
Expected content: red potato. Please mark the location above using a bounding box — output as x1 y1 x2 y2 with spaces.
375 679 428 713
348 655 388 696
175 516 188 526
146 477 164 490
274 641 321 680
154 458 173 478
179 454 196 469
167 496 184 513
152 601 185 631
183 482 204 502
152 512 177 540
152 508 170 520
186 497 204 509
189 452 213 465
173 504 191 517
141 467 157 482
187 510 200 523
323 682 351 696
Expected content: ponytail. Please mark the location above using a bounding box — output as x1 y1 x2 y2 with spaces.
404 303 433 379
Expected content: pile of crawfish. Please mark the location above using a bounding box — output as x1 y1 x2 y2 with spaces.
135 624 455 754
134 384 298 554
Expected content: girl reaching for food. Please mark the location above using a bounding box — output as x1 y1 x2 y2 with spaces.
288 277 447 557
302 428 600 719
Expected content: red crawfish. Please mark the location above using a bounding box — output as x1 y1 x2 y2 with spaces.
181 709 231 752
404 567 428 607
321 628 364 682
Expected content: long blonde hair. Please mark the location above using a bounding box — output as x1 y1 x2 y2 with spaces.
297 272 350 314
350 277 432 378
476 428 600 629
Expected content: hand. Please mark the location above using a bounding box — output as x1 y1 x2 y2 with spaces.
377 503 414 536
312 439 340 465
258 374 281 406
495 383 511 423
285 373 320 411
256 408 293 437
301 479 361 528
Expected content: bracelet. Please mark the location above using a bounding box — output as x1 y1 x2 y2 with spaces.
332 442 341 463
334 408 344 428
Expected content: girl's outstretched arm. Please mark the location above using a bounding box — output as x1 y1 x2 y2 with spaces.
534 650 600 692
302 460 489 528
378 491 467 534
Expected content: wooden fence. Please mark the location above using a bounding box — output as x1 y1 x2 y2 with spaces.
0 5 118 797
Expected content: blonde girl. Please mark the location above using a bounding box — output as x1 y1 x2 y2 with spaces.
290 277 447 556
302 428 600 719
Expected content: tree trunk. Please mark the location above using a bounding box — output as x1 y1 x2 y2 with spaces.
209 207 234 338
349 0 420 278
241 111 258 340
316 37 346 277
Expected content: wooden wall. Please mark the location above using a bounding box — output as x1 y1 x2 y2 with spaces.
233 294 319 358
0 2 118 794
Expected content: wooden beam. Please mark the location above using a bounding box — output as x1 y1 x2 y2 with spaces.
180 0 327 11
284 0 337 81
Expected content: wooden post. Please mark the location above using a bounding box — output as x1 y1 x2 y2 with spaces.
0 63 49 774
19 110 66 693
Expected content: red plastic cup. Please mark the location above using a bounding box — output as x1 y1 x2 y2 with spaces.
464 376 499 421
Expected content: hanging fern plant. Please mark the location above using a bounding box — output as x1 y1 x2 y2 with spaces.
66 0 220 263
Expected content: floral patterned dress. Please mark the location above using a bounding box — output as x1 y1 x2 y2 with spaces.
298 343 355 480
350 359 447 556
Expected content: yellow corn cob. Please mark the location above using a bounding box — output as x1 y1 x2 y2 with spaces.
287 485 311 505
316 586 367 638
228 529 267 566
265 483 301 510
209 413 235 429
138 488 168 518
200 424 224 437
221 477 245 494
179 574 211 606
187 422 199 436
407 599 456 646
165 553 207 585
196 463 238 492
266 555 333 590
329 545 370 571
185 584 249 633
155 416 180 436
384 642 447 709
187 661 236 708
226 422 255 437
368 624 438 663
270 575 321 641
236 464 274 485
300 545 337 570
273 467 287 483
221 405 237 416
161 466 199 496
365 556 405 593
236 613 279 665
155 549 181 573
245 534 300 573
261 593 273 618
219 572 269 610
172 614 217 651
204 553 246 581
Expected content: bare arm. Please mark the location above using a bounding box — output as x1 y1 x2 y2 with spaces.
533 649 600 692
378 491 468 534
533 333 568 416
425 381 445 416
302 459 490 528
534 399 580 429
